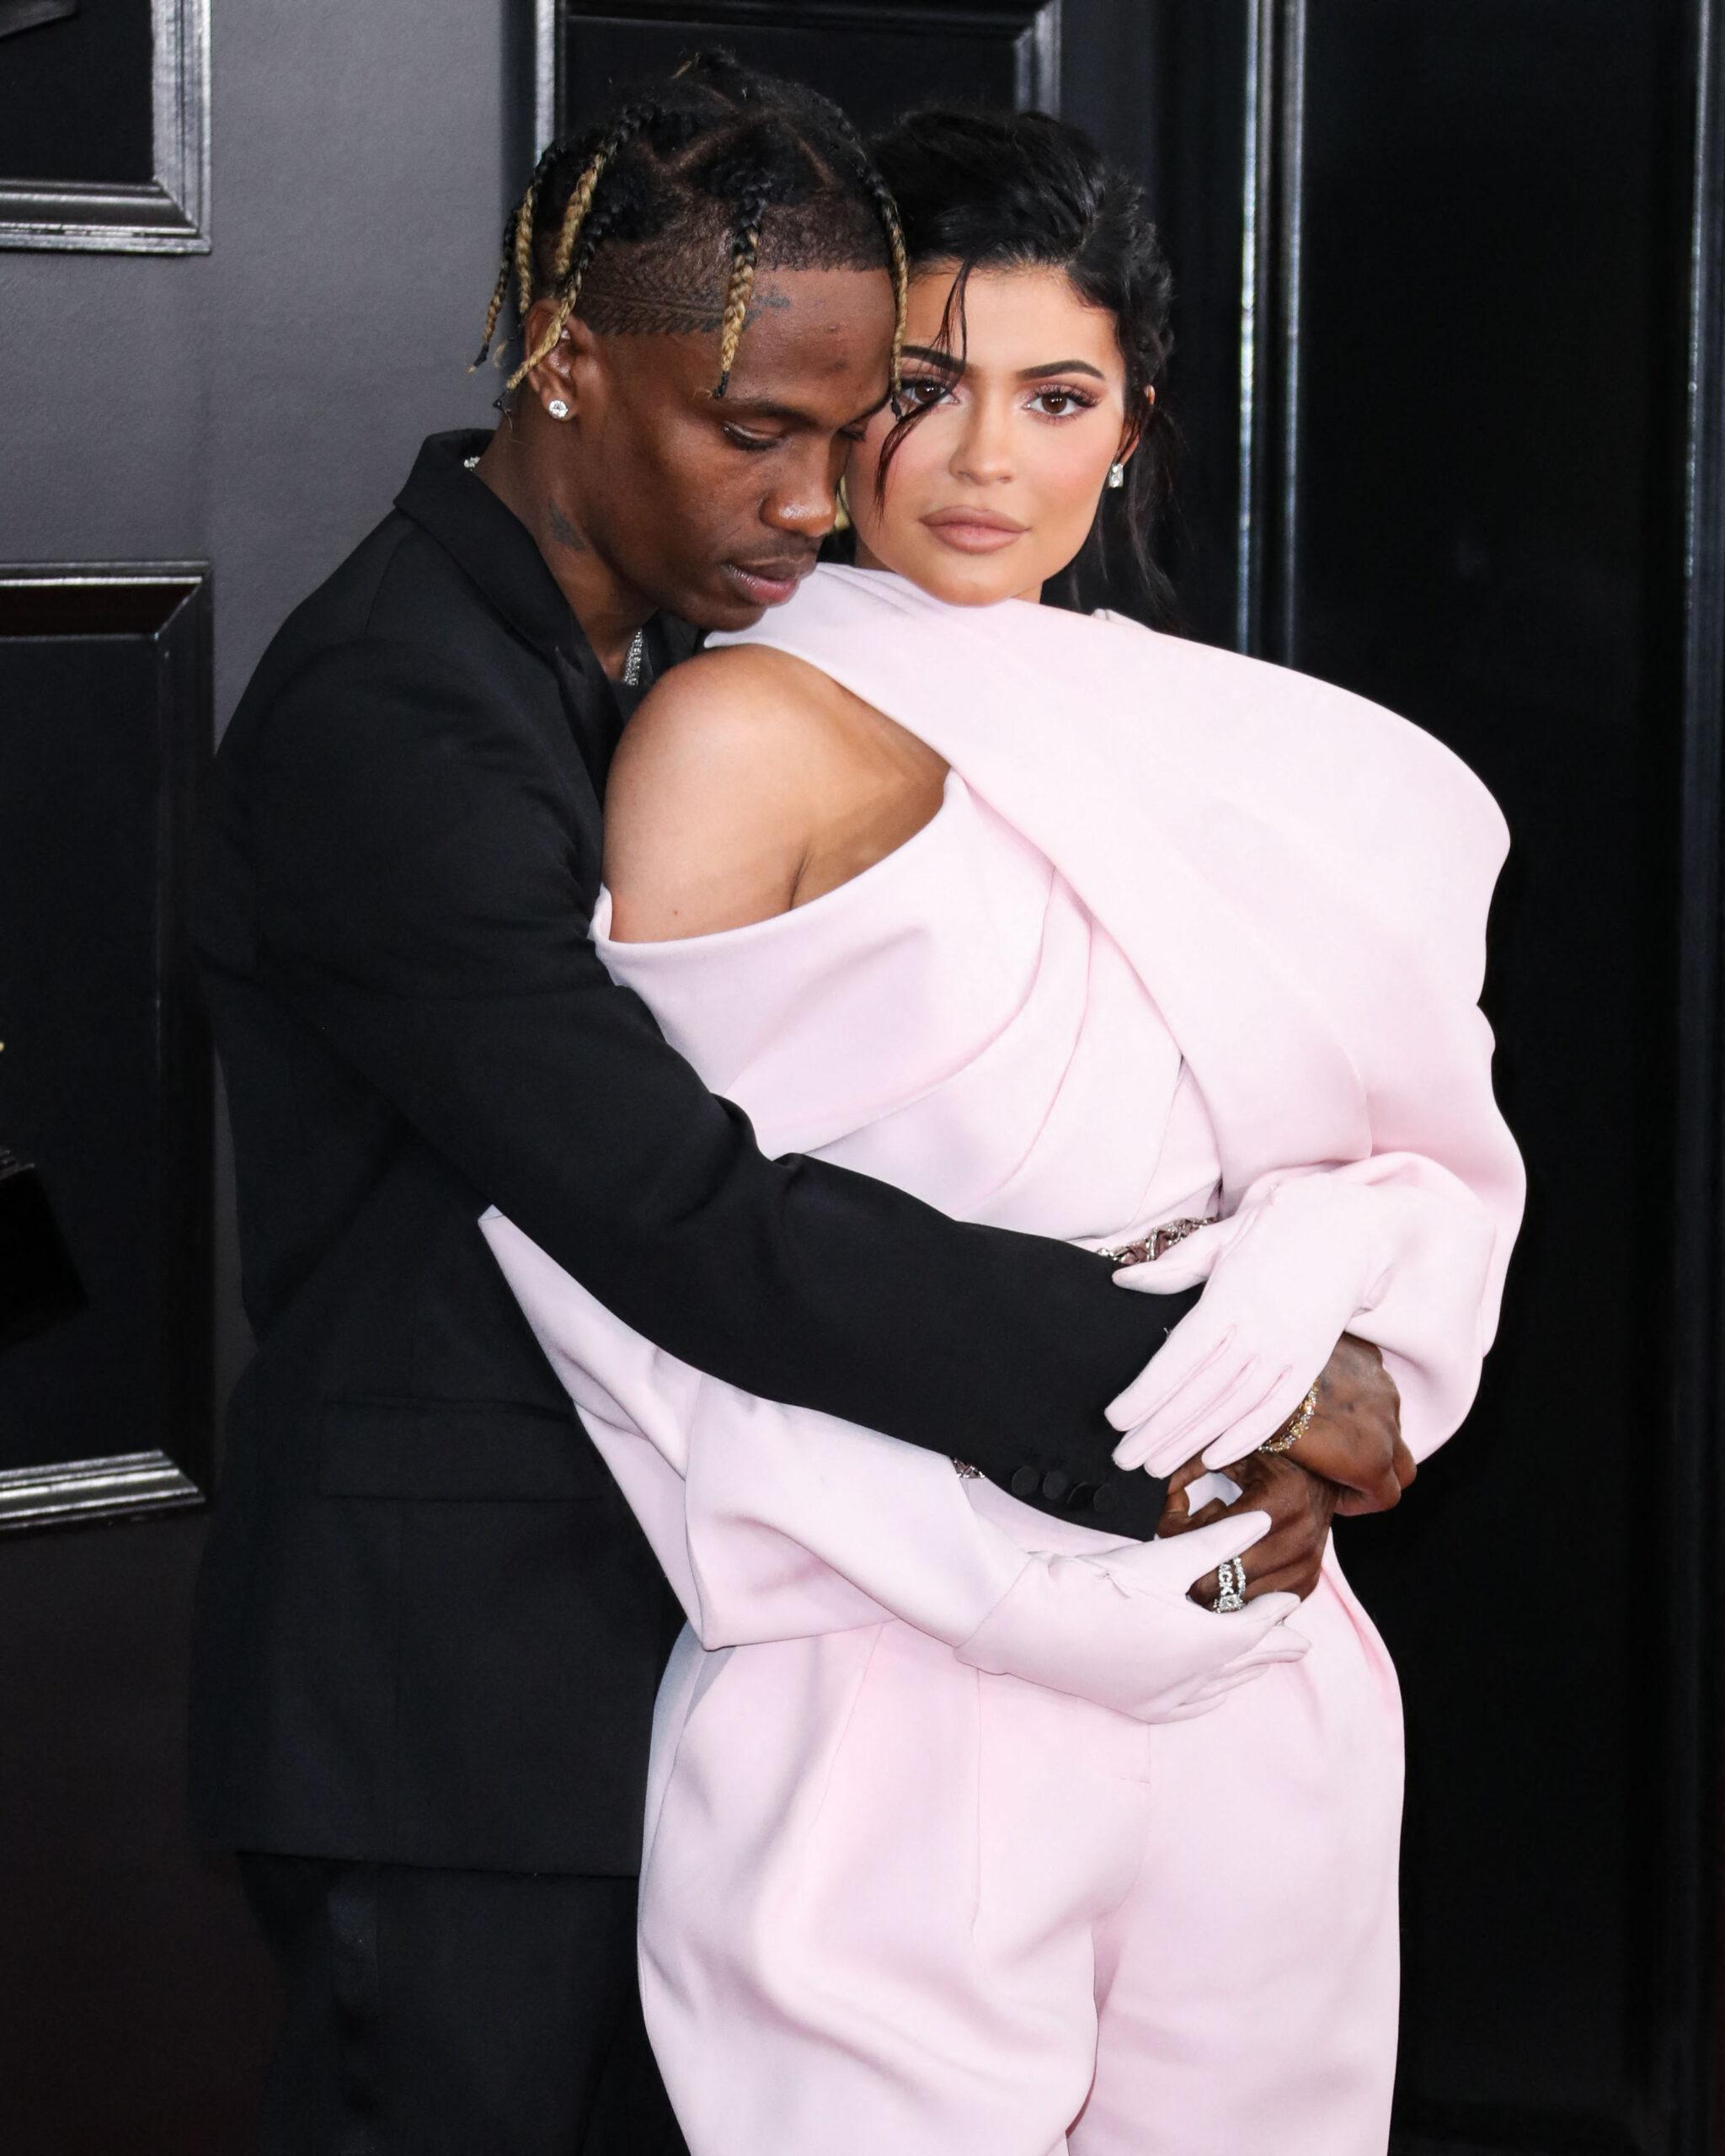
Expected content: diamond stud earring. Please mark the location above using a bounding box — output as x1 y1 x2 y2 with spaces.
547 398 570 420
1106 461 1125 489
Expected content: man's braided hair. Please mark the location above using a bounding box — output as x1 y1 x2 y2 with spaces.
474 50 908 404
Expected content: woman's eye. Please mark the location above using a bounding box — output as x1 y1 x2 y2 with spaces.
1029 387 1098 419
900 376 953 409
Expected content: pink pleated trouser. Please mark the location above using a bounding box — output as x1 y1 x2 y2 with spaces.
638 1544 1405 2156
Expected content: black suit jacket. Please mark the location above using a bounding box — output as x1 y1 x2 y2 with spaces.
189 430 1194 1874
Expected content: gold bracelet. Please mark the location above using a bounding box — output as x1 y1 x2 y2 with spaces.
1259 1382 1320 1454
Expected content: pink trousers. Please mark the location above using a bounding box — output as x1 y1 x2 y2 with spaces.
638 1545 1404 2156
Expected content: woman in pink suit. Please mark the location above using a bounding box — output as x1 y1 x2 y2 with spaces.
485 108 1524 2156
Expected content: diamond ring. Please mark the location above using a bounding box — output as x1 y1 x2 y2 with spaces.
1214 1556 1247 1613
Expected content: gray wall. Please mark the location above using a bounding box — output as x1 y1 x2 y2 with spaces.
1 0 510 1402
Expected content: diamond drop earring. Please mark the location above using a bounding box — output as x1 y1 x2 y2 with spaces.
547 398 570 420
1106 461 1125 490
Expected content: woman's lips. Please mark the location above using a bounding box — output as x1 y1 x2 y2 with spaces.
921 510 1026 554
724 559 812 606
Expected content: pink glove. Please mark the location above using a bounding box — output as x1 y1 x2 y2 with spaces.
1105 1174 1406 1478
954 1509 1307 1725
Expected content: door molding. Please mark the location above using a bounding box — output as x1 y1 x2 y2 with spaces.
1658 0 1725 2144
0 566 213 1534
532 1 1062 157
1235 0 1306 661
0 0 210 254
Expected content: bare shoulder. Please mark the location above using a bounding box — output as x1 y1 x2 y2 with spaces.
609 643 849 803
603 644 857 942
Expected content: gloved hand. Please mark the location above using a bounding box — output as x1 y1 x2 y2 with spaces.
1105 1174 1402 1479
953 1509 1308 1725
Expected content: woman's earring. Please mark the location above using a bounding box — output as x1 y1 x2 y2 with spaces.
1106 461 1126 490
547 398 570 420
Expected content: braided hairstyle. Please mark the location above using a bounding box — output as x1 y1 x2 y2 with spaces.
867 108 1177 621
474 51 908 405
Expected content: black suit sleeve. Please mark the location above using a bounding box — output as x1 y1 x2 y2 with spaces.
244 641 1195 1537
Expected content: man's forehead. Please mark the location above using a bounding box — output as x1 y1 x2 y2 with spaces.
658 267 894 411
730 266 894 353
585 256 889 339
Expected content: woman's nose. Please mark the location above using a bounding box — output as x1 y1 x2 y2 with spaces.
952 401 1014 485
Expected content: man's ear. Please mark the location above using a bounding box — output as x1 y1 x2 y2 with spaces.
520 301 602 422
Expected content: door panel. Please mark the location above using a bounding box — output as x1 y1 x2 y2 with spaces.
554 1 1060 136
0 571 211 1528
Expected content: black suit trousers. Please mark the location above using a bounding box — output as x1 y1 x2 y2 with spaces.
238 1854 686 2156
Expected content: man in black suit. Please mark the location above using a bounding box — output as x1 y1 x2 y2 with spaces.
194 55 1398 2156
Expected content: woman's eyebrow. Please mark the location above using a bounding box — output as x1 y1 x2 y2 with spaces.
900 345 1108 384
901 344 964 372
1017 359 1107 382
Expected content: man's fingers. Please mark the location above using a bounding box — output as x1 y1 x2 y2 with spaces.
1173 1467 1333 1603
1333 1470 1405 1518
1165 1453 1215 1503
1237 1552 1327 1601
1185 1537 1323 1605
1164 1507 1272 1577
1157 1491 1233 1539
1166 1508 1279 1609
1189 1536 1326 1606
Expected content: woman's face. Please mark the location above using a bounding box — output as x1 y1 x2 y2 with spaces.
846 261 1136 606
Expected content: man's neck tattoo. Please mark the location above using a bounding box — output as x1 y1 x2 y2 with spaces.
579 267 791 340
547 504 589 553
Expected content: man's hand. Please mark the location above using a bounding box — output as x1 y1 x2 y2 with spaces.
1275 1333 1413 1517
1158 1449 1338 1603
1156 1335 1411 1602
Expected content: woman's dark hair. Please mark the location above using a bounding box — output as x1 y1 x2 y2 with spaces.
475 50 907 402
867 107 1176 620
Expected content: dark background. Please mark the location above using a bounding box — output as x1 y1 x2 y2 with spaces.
1 3 1720 2151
